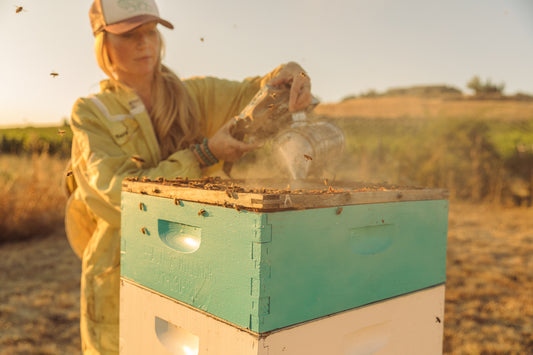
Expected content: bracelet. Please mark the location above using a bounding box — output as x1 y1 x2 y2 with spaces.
190 144 208 167
202 138 219 165
194 144 212 167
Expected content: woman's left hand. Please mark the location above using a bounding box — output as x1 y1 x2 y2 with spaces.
268 61 312 112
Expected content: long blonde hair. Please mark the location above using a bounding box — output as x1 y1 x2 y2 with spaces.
94 30 201 159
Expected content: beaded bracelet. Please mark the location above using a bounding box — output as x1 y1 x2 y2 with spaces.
202 138 219 165
194 144 212 167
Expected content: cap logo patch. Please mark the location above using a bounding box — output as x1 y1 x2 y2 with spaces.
117 0 153 13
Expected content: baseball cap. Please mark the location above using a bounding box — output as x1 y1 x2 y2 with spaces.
89 0 174 36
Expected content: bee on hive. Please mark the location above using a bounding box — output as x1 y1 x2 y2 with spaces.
130 155 145 168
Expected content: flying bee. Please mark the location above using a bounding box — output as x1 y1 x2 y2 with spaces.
436 316 441 323
57 129 66 136
303 154 312 161
131 155 145 168
15 6 26 13
323 178 329 186
200 37 204 42
50 71 59 78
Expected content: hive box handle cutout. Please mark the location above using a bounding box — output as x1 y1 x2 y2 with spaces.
350 224 394 256
155 316 199 355
158 220 201 253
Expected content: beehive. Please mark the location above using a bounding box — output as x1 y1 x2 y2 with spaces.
120 177 449 335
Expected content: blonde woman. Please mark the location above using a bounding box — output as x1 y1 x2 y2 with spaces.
65 0 312 353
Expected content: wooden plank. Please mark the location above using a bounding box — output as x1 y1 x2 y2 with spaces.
122 177 448 211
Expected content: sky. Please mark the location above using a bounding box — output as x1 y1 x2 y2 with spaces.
0 0 532 126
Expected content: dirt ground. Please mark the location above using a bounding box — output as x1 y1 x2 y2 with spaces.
0 202 532 354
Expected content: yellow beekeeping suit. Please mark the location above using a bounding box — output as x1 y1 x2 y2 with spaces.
65 66 282 354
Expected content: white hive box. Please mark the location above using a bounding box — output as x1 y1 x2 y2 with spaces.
120 280 445 355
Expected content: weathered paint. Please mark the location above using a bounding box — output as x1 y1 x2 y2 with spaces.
121 192 448 333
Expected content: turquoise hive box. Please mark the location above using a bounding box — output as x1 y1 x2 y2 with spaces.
121 178 448 334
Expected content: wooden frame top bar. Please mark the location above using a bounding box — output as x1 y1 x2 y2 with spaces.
122 177 449 212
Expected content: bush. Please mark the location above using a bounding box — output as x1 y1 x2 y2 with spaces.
0 125 72 158
334 117 532 204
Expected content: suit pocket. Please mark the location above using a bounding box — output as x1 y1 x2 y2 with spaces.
108 117 140 147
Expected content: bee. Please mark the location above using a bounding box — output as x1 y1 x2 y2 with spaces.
141 227 147 234
174 198 181 206
299 71 307 78
66 170 73 177
57 129 66 136
50 71 59 78
436 316 441 323
198 209 207 216
336 207 343 215
15 6 26 13
303 154 312 161
200 37 204 42
323 178 328 186
131 155 145 168
139 202 145 211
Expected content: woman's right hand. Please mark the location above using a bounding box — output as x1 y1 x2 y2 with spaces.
206 118 261 163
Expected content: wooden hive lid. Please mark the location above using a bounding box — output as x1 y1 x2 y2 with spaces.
122 177 448 212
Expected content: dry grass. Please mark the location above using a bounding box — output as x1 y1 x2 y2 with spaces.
0 229 81 355
0 153 68 243
444 202 533 354
316 96 533 121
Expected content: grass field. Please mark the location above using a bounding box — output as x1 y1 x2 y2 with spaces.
316 96 533 121
1 96 532 353
0 153 68 243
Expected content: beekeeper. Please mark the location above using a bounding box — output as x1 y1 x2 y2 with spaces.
64 0 312 353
